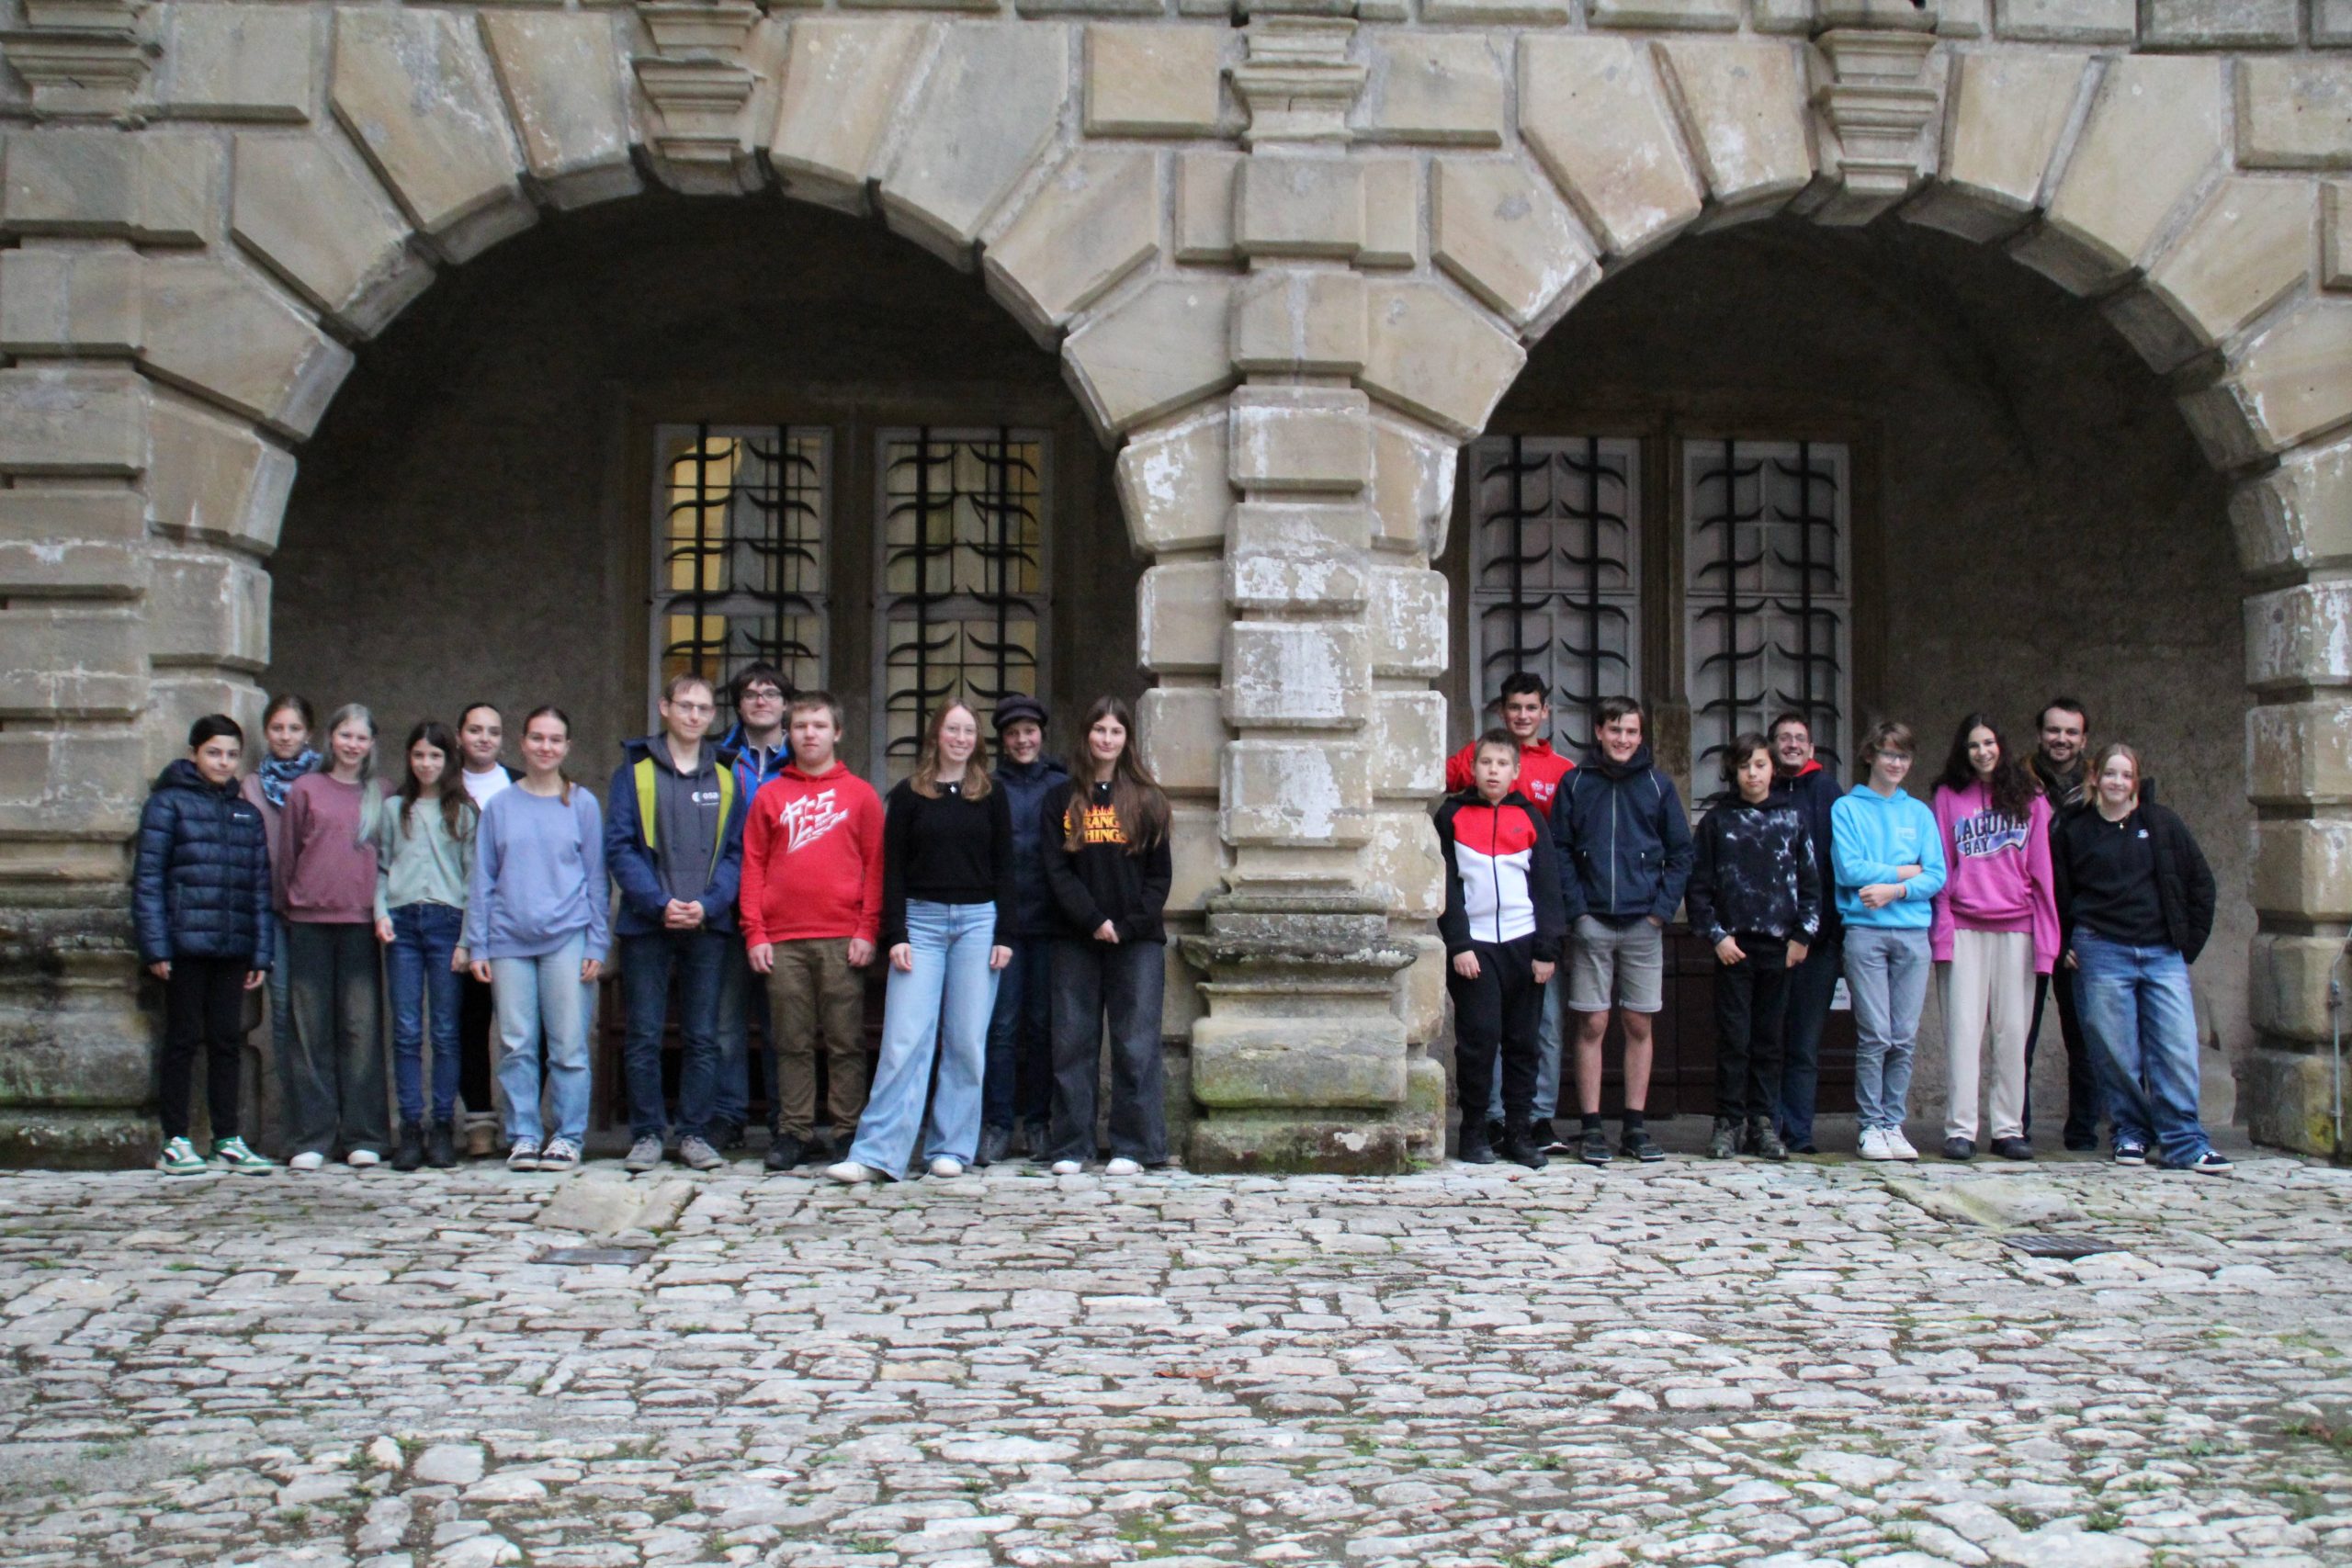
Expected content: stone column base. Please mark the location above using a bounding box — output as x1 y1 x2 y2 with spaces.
2243 1043 2349 1159
0 888 155 1168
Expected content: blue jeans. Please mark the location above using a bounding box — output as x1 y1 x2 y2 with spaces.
387 902 465 1125
2071 931 2213 1168
712 940 775 1134
1845 925 1929 1134
619 929 728 1144
1778 936 1840 1146
847 900 1000 1179
984 938 1053 1134
1488 971 1564 1125
492 932 595 1147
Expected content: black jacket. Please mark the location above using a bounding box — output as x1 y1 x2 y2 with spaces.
1041 778 1173 945
132 760 274 967
1550 742 1693 922
2052 800 2215 963
1770 761 1842 942
997 754 1071 939
1686 795 1821 946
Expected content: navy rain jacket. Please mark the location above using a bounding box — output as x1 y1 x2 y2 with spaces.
1549 741 1694 923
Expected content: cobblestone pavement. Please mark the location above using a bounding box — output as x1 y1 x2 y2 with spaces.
3 1139 2351 1568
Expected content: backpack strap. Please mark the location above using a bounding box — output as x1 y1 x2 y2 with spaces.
633 756 658 852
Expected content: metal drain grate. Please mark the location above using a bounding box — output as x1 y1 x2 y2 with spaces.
2003 1233 2122 1261
532 1247 650 1267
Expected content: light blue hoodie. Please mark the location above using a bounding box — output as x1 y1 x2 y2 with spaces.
1829 782 1946 930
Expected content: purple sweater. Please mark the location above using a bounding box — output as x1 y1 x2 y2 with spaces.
1929 781 2058 975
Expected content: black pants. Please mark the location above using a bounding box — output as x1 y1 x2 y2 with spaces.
1045 938 1169 1166
162 955 248 1142
2028 965 2103 1145
459 972 497 1112
1450 935 1542 1135
1713 935 1790 1122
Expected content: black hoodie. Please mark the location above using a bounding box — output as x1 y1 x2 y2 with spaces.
1041 777 1174 944
1686 794 1821 947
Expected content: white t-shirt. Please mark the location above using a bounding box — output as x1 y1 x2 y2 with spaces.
461 765 512 809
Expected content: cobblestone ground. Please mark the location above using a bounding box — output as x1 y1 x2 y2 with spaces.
3 1140 2351 1568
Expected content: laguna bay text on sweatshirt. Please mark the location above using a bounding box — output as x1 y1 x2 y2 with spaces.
1929 780 2057 973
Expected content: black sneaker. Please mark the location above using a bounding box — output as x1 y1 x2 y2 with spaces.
710 1119 745 1152
1498 1124 1548 1171
2114 1143 2148 1167
1790 1140 1818 1156
2063 1129 2098 1153
391 1122 425 1173
1705 1118 1739 1159
2185 1149 2233 1174
1523 1116 1559 1154
1941 1136 1974 1162
425 1121 458 1170
765 1134 807 1172
1745 1119 1788 1162
1578 1128 1611 1168
1456 1135 1498 1166
975 1124 1011 1168
1619 1129 1664 1163
1989 1136 2034 1161
799 1134 836 1168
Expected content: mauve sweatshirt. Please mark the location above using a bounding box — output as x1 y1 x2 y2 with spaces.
280 773 389 925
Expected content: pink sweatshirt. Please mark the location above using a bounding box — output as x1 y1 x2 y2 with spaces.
1929 782 2058 974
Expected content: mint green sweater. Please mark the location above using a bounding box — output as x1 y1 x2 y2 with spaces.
373 796 477 923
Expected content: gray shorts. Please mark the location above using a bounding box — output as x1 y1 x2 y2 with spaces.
1566 915 1665 1014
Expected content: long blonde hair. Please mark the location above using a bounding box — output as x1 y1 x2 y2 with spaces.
2086 740 2142 809
909 700 992 801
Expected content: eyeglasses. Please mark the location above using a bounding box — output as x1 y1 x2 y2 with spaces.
740 687 785 704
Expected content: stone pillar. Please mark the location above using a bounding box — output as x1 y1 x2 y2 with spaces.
1180 15 1437 1172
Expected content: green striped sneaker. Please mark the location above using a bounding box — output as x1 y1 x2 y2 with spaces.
210 1136 277 1173
156 1136 205 1176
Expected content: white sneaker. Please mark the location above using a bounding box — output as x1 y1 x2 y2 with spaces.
1885 1129 1920 1162
1858 1128 1894 1161
346 1148 380 1168
288 1151 325 1172
928 1156 964 1179
1050 1159 1082 1176
826 1161 874 1185
1104 1157 1141 1177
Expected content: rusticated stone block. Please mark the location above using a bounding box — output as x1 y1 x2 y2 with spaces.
1395 935 1447 1045
1519 37 1703 260
1367 566 1448 677
984 148 1159 337
2233 436 2352 578
0 248 141 356
231 133 433 338
1230 271 1367 375
1221 739 1371 847
1116 407 1230 556
1166 804 1225 913
0 728 150 841
2014 56 2224 293
147 393 298 554
2248 931 2348 1043
2253 817 2352 920
1186 1111 1413 1174
0 367 145 478
1064 276 1236 435
2243 1043 2346 1156
140 258 353 440
1359 281 1525 442
332 10 535 264
1228 387 1371 496
0 607 145 719
1588 0 1739 27
0 491 146 600
2238 60 2352 173
1362 807 1445 919
771 17 931 208
2247 579 2352 691
1189 1021 1407 1109
2328 183 2352 292
2111 178 2312 372
1357 33 1505 148
1359 158 1419 268
481 12 641 209
146 549 271 671
879 22 1069 263
1224 622 1370 728
1431 159 1598 330
1 130 220 245
2247 700 2352 807
154 5 317 123
1423 0 1570 20
1136 560 1225 674
1173 152 1240 263
1993 0 2134 40
1227 502 1373 613
2187 299 2352 466
1368 690 1445 797
2146 0 2295 47
1368 414 1456 556
1084 24 1222 138
1906 51 2086 243
1138 685 1227 794
1655 39 1815 216
1235 157 1365 261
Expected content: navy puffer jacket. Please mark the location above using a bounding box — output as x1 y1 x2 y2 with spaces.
132 760 274 967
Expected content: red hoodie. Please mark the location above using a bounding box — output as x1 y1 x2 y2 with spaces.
740 761 885 947
1442 736 1575 811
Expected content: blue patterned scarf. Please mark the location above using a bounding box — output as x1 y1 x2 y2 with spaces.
256 749 319 809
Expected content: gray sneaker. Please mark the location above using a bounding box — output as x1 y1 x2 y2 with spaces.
678 1136 724 1172
624 1135 664 1173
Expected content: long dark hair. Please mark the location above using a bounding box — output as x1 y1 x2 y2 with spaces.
398 720 475 840
1937 712 2038 823
523 704 576 805
1064 695 1169 853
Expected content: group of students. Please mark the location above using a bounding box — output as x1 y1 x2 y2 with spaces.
131 664 1177 1181
1435 675 2230 1175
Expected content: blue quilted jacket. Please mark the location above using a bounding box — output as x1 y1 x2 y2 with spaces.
132 760 274 967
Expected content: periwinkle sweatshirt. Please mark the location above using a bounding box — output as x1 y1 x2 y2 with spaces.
1929 782 2058 974
464 784 610 963
1829 783 1946 931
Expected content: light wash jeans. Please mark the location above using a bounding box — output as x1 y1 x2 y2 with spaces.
1488 971 1564 1126
846 900 1000 1179
1845 924 1930 1134
492 931 595 1147
2071 930 2213 1168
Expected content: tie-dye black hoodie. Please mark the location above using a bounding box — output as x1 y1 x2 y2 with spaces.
1685 795 1821 946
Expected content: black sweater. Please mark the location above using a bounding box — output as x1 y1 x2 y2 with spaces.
1686 795 1821 946
2052 801 2213 962
880 777 1014 952
1040 778 1174 944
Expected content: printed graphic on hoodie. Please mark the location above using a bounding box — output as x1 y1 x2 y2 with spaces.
1075 801 1127 848
1952 809 2029 860
782 787 851 852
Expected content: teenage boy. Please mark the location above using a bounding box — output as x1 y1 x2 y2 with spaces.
741 691 884 1172
1550 696 1691 1167
1833 721 1946 1162
710 662 795 1148
1444 673 1577 1150
2027 696 2103 1151
982 695 1067 1166
455 702 517 1156
1436 729 1566 1170
605 674 746 1173
1769 711 1841 1154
